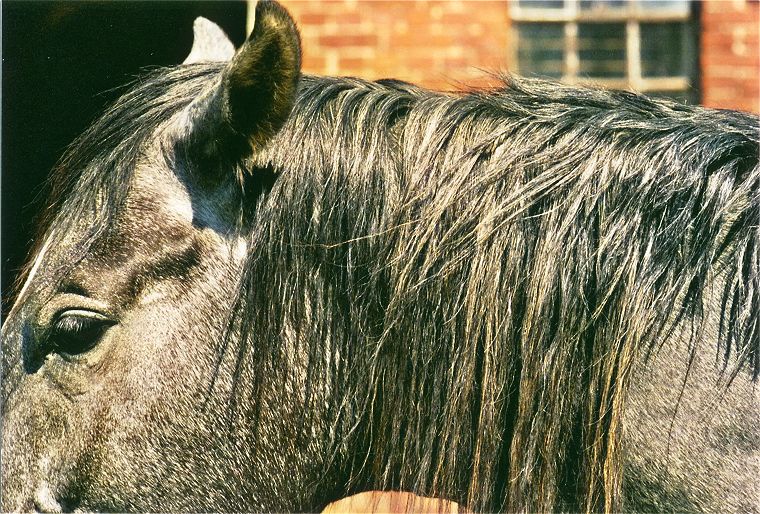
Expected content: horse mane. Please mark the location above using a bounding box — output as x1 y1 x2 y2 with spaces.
242 75 760 511
26 64 759 511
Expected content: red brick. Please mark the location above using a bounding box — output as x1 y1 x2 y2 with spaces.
701 31 736 48
332 11 362 24
299 12 327 25
701 0 760 112
338 57 369 69
320 34 378 47
703 76 745 91
705 53 760 67
703 10 759 25
302 54 327 71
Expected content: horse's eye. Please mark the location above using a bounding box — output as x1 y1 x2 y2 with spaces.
51 310 114 356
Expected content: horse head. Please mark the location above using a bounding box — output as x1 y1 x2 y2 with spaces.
1 3 325 511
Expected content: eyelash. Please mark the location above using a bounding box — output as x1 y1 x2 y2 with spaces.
54 314 94 334
51 312 113 356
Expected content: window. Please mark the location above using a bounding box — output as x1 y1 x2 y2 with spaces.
511 0 697 102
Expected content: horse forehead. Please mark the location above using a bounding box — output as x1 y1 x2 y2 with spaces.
130 160 194 225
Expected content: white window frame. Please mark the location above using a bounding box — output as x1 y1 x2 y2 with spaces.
511 0 692 93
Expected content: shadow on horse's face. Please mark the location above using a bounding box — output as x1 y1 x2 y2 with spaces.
1 3 318 511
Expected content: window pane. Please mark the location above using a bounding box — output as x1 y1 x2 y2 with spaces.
638 0 689 12
580 0 628 12
517 0 565 9
578 23 627 78
641 22 687 77
517 23 565 78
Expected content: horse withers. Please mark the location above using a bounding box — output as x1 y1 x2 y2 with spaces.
2 1 758 512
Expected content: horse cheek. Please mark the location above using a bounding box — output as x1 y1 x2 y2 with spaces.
86 284 238 510
1 331 85 511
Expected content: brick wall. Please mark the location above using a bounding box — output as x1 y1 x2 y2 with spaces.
701 0 760 113
265 1 759 110
278 0 510 91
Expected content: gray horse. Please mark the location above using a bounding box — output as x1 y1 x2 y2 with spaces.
2 1 758 511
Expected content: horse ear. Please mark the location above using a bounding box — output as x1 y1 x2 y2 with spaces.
183 17 235 64
225 0 302 147
181 0 301 166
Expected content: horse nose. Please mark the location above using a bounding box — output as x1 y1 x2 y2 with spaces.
33 483 63 513
0 484 64 514
1 335 72 514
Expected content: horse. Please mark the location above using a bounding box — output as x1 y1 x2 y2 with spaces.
2 1 758 511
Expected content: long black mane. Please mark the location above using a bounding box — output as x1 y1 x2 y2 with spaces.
245 74 759 511
33 65 760 511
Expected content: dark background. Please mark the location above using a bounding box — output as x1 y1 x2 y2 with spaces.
2 1 247 315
